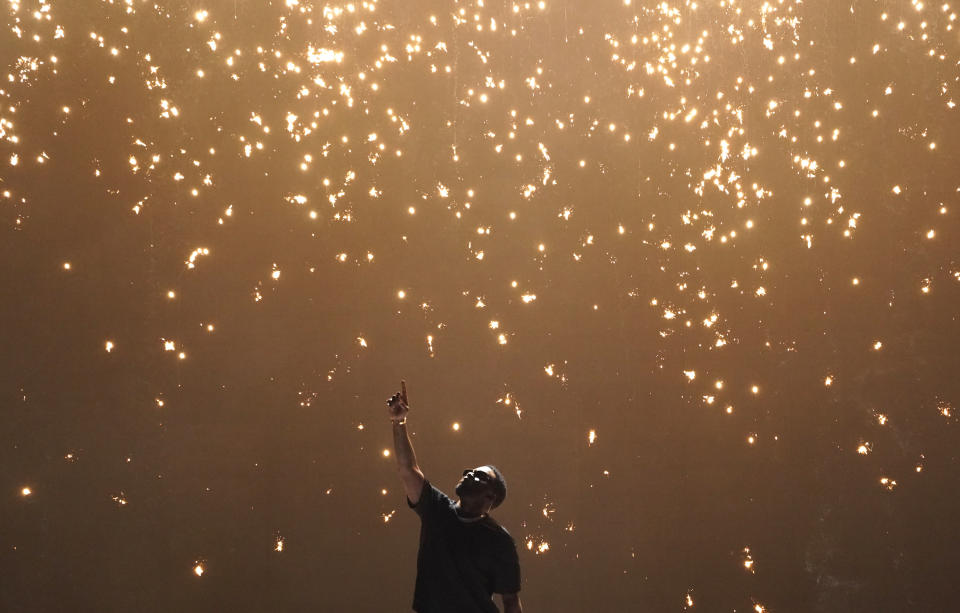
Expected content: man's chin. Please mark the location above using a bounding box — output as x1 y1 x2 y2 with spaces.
455 482 477 497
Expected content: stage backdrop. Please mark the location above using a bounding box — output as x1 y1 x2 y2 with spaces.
2 1 959 611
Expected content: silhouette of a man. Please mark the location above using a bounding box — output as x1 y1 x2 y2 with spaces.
388 381 523 613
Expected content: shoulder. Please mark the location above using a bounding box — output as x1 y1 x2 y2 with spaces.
427 480 455 506
409 479 456 513
483 517 516 543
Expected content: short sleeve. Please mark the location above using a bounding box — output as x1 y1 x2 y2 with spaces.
407 479 450 522
493 536 522 594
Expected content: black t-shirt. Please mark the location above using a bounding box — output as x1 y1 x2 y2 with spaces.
407 479 521 613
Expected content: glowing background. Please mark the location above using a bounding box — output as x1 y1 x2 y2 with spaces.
2 0 959 610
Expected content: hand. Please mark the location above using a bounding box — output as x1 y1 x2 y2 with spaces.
387 380 409 422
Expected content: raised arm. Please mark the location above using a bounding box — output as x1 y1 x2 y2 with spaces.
388 380 425 505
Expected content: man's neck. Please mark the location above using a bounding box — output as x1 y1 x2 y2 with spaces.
455 501 486 520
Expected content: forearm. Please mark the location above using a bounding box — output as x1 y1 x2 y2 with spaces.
391 420 419 470
503 598 522 613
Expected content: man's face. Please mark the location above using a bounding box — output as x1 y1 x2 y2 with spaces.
455 465 496 499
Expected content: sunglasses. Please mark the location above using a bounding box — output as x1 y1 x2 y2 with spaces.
462 469 492 483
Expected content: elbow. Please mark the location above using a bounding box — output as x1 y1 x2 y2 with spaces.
501 594 522 613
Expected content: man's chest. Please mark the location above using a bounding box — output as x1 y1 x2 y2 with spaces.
426 520 502 567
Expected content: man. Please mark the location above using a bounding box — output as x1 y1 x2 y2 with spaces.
387 380 524 613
